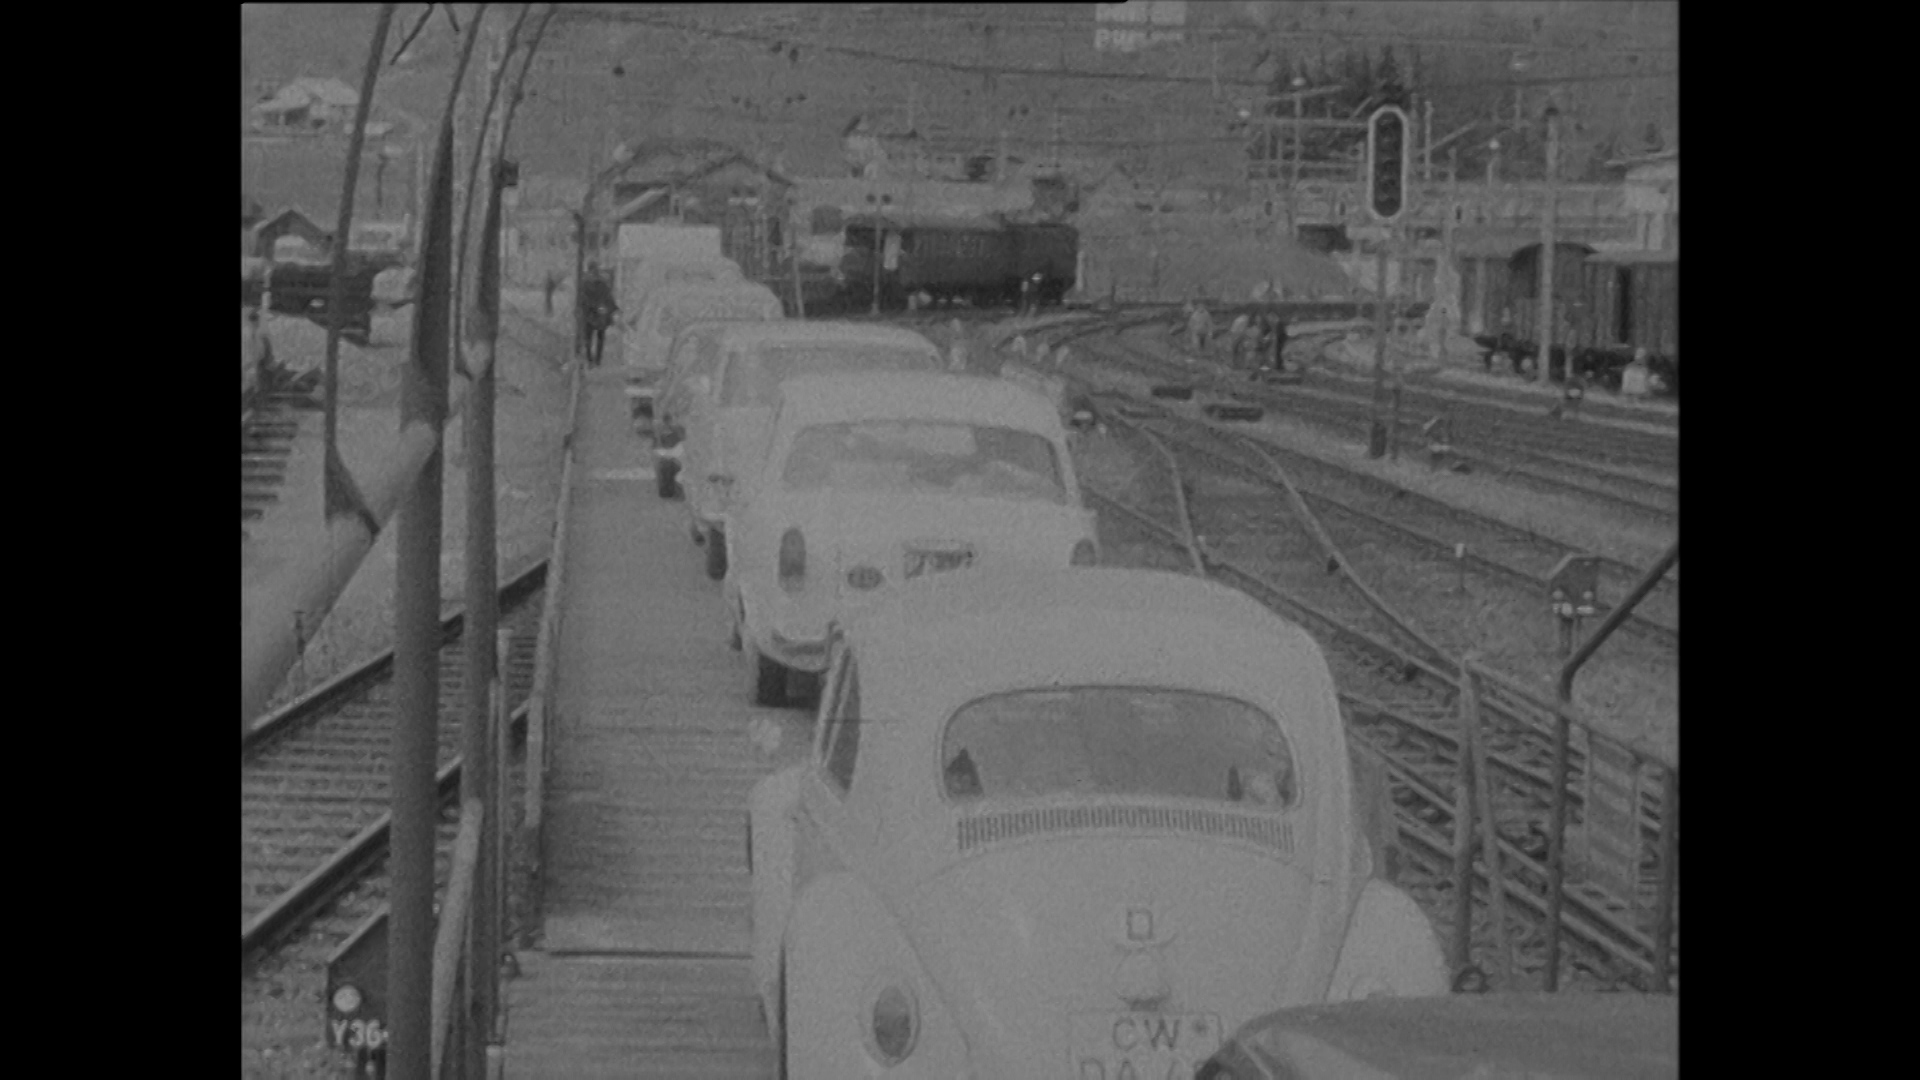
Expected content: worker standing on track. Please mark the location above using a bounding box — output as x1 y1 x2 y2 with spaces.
1187 300 1214 358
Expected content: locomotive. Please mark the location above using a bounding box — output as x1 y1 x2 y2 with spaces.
836 213 1078 311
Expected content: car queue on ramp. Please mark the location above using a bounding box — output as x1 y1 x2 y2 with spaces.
496 239 1471 1076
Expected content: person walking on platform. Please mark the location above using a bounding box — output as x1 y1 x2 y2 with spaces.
582 264 617 368
543 270 561 317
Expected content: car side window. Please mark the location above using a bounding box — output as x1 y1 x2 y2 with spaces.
824 660 862 795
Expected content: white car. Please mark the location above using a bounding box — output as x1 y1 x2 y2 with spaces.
651 320 752 500
725 371 1100 706
747 567 1449 1080
675 322 946 582
621 279 784 419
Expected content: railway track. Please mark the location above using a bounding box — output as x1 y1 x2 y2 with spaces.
1108 397 1679 651
241 375 320 543
1031 313 1677 611
241 561 546 970
1062 372 1674 988
1118 318 1679 473
1084 457 1670 988
1091 328 1678 522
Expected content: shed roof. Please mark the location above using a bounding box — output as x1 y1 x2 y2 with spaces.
288 76 360 107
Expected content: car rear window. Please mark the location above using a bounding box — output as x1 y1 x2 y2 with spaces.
722 344 939 406
781 421 1064 503
940 687 1297 807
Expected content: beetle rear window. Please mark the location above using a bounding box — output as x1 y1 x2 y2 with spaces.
940 687 1297 807
781 421 1064 503
723 344 940 406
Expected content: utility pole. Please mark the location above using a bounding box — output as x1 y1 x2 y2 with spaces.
1535 105 1560 384
1424 99 1434 182
1370 239 1390 458
1289 76 1305 237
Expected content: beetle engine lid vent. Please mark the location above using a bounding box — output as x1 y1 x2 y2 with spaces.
957 804 1294 857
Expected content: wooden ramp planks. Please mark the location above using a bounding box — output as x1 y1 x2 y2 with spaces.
503 369 810 1078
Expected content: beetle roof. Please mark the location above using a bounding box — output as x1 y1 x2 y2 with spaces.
775 372 1064 431
709 319 938 349
842 568 1331 713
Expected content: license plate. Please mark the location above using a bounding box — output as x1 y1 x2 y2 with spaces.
904 547 973 579
1068 1012 1221 1079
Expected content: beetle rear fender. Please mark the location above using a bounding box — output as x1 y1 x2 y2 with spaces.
785 872 965 1078
1326 878 1450 1002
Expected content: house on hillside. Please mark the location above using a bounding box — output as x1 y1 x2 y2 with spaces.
251 77 360 132
250 207 331 261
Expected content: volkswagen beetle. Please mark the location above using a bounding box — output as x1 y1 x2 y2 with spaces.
679 322 946 582
724 372 1100 706
1193 992 1678 1079
622 279 784 424
746 568 1448 1080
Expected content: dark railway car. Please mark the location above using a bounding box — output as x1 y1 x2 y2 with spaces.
840 213 1078 311
245 261 380 339
1465 241 1678 396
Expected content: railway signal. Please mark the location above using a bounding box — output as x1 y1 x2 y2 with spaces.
1548 554 1603 659
1367 106 1411 224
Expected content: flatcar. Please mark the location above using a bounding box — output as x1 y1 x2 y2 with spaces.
838 213 1078 311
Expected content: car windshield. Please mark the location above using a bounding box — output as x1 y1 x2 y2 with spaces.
780 421 1065 503
941 687 1297 807
722 344 938 406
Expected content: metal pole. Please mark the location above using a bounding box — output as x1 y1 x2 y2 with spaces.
1535 107 1559 384
1388 229 1403 461
1368 244 1389 458
461 117 505 1080
391 117 457 1080
790 232 806 319
1543 709 1570 991
1464 663 1515 989
1450 689 1477 977
1652 767 1679 991
322 6 394 529
1424 99 1433 182
1289 85 1303 235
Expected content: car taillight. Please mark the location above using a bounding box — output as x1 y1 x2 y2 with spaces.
846 565 883 590
778 528 806 590
868 983 917 1065
1071 538 1099 566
